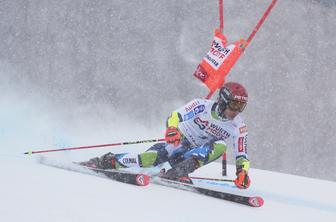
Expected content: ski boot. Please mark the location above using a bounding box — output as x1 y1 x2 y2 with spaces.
160 157 200 184
79 152 117 169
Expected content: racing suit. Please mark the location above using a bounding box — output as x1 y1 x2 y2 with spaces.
115 99 250 173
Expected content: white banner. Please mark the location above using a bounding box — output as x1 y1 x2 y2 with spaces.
204 37 236 70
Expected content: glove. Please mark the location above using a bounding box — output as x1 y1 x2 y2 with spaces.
165 127 182 147
234 169 251 189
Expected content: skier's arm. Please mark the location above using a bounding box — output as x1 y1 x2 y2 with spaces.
166 98 204 128
165 109 183 146
232 124 251 189
165 99 202 146
166 111 183 128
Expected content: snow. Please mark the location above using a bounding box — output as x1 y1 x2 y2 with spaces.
0 1 335 221
1 155 335 222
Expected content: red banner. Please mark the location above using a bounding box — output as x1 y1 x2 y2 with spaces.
193 29 246 94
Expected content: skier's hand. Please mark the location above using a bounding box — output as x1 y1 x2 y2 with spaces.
234 169 250 189
165 127 182 147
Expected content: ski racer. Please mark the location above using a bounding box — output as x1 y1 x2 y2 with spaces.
81 82 251 189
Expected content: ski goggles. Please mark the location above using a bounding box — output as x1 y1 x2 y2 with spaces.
227 100 247 112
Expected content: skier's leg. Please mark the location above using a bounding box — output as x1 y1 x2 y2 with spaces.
107 142 174 169
81 140 192 170
161 141 227 180
161 156 199 181
79 142 169 169
79 152 120 169
137 140 192 168
138 142 169 167
183 140 227 166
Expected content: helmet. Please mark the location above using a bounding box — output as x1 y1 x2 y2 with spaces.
217 82 248 117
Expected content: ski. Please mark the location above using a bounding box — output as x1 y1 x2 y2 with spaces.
37 156 149 186
80 165 150 186
37 156 263 206
153 177 264 207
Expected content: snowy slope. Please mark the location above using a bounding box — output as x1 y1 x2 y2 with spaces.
1 155 335 222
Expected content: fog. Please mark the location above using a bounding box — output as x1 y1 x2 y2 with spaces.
0 0 335 181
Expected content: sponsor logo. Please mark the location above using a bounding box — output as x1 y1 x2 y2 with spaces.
234 95 248 101
193 65 208 81
204 39 235 70
135 174 148 186
205 54 219 67
205 123 230 139
238 137 244 152
211 40 231 58
223 88 231 96
185 100 200 112
122 158 137 164
184 111 194 121
184 105 205 121
194 117 209 130
248 197 263 207
239 125 248 134
194 105 205 115
244 135 248 153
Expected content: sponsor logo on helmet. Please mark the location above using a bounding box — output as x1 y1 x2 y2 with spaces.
233 95 248 101
223 88 231 96
220 94 228 103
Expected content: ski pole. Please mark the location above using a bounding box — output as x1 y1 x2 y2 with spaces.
24 138 166 155
190 176 234 183
205 90 216 99
245 0 277 49
219 0 224 33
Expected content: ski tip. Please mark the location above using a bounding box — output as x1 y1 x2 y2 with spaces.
248 196 264 207
135 174 150 186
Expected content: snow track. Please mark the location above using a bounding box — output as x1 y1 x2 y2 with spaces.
1 155 335 222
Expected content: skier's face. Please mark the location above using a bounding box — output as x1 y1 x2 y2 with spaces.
223 108 240 120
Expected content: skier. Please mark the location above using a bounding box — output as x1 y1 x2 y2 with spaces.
81 82 251 189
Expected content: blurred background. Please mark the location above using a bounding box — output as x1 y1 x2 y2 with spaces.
0 0 335 181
